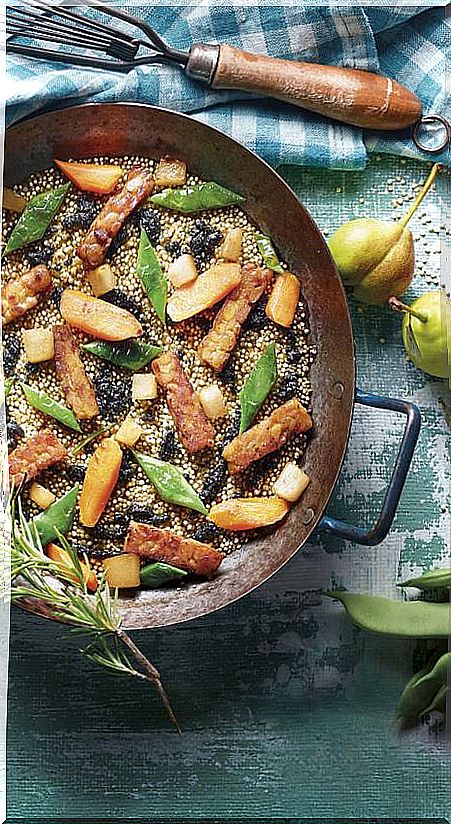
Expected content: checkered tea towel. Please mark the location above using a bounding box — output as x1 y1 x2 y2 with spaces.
5 3 450 170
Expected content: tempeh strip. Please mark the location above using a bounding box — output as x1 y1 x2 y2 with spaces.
125 522 223 577
223 398 312 474
9 429 67 486
77 168 154 269
1 265 52 325
199 262 272 371
152 352 215 453
54 324 99 420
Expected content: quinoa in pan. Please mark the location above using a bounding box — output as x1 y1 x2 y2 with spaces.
2 155 315 589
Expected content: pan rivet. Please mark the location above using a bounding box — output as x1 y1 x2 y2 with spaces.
303 508 314 525
331 381 344 399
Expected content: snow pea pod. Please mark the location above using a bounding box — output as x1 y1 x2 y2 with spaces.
21 383 81 432
31 485 78 548
398 567 451 589
239 342 278 433
132 450 208 515
255 232 284 273
326 591 450 637
5 183 70 254
150 181 245 213
140 562 187 588
397 651 451 719
82 339 162 371
136 229 167 324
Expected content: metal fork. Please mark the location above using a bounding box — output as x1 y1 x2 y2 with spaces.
6 1 426 133
6 2 188 70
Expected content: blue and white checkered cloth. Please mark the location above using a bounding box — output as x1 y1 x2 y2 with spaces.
5 4 450 170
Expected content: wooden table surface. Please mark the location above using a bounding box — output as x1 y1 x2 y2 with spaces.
6 155 450 821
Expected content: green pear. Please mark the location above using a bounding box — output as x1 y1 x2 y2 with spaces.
391 292 450 380
329 164 440 305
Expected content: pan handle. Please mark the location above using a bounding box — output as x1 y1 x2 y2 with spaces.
317 389 421 546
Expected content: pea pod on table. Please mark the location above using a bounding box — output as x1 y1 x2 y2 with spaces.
420 684 449 717
5 183 70 254
31 485 78 548
140 562 187 588
397 651 451 719
255 232 284 273
239 342 278 433
150 181 245 213
82 339 163 371
21 383 81 432
398 567 451 590
132 450 208 515
136 229 167 325
326 591 450 637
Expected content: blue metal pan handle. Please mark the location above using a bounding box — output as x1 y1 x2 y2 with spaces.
318 388 421 546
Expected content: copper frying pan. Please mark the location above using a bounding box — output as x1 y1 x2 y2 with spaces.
3 103 421 630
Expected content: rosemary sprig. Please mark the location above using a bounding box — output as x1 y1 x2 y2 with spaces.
69 424 112 456
8 496 181 732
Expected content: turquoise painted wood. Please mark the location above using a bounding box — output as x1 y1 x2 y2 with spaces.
6 156 450 820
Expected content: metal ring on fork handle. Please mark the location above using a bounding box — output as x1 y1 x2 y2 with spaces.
412 114 451 154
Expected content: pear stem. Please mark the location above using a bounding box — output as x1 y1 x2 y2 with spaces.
399 163 441 230
388 296 428 323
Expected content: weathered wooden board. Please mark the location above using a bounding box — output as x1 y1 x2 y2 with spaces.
6 156 450 820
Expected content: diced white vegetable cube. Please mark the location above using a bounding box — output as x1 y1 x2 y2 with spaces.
29 482 56 509
168 254 198 288
132 373 158 401
88 263 116 297
198 384 228 419
23 327 55 363
154 157 187 187
115 416 143 447
272 463 310 502
219 227 243 262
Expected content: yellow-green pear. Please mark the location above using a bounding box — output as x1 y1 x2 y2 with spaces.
329 164 440 305
390 292 450 380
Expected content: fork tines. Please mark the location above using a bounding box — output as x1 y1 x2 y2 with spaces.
6 2 139 61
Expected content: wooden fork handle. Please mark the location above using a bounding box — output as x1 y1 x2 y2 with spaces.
211 44 422 131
